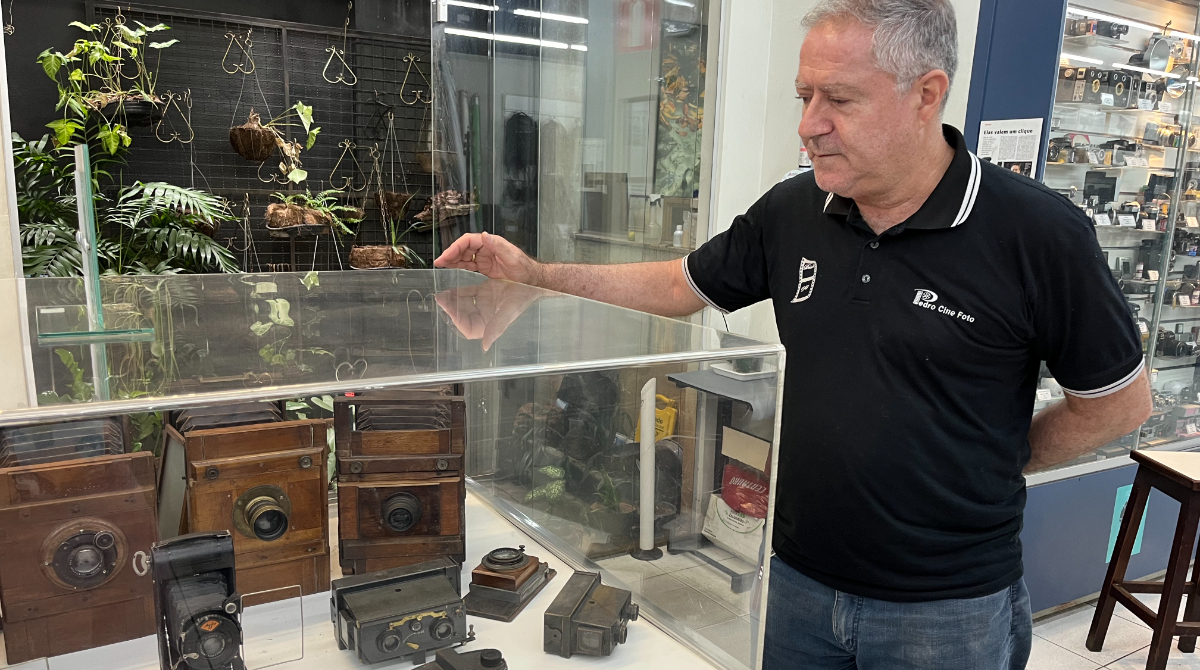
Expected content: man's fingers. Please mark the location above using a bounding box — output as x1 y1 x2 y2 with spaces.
434 233 486 267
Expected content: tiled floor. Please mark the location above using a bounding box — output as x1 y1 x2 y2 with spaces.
1029 594 1200 669
596 547 759 667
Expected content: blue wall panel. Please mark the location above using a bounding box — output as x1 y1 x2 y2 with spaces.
1022 464 1188 613
963 0 1067 180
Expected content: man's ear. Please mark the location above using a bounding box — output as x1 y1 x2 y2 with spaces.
914 69 950 121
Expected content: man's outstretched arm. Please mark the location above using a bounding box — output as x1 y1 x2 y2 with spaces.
433 232 707 317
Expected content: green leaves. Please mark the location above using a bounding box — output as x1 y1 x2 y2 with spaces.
293 101 314 132
68 21 98 33
37 49 68 79
95 123 130 154
306 127 321 150
44 119 83 147
149 39 178 50
287 168 308 184
301 271 320 290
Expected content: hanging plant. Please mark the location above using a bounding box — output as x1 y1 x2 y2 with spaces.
265 190 359 233
228 102 321 184
37 16 179 152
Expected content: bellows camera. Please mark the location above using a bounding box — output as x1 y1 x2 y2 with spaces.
331 557 475 665
0 451 157 663
335 391 466 575
152 532 244 670
464 545 557 622
544 571 639 658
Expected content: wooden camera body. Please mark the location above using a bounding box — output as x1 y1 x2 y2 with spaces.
335 391 467 575
0 452 157 663
183 419 330 605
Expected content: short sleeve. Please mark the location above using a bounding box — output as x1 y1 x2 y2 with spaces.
1034 209 1145 398
684 195 772 314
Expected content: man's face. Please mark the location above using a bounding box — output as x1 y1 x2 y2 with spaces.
796 20 931 199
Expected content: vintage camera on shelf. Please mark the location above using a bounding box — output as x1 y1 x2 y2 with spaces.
544 571 639 658
0 450 157 663
181 419 331 606
415 648 508 670
1056 67 1088 103
1047 136 1073 163
1084 68 1109 105
152 532 244 670
334 389 466 576
464 545 558 622
1157 329 1200 358
331 558 474 665
1097 21 1130 39
169 402 283 433
1107 70 1136 108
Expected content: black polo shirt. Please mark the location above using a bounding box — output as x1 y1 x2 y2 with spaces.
685 125 1144 602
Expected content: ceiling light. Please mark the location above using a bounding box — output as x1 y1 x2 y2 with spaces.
445 27 569 49
1112 62 1181 79
513 8 588 24
1066 7 1158 34
1061 52 1104 65
570 44 588 51
1169 30 1200 42
446 1 499 10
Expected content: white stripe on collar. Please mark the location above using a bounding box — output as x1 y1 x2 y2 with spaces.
823 192 834 212
950 152 982 228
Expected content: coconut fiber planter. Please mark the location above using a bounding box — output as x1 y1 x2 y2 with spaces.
230 111 277 162
349 245 411 269
265 203 331 230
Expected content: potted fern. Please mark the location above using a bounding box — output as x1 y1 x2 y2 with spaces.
37 19 178 152
266 190 360 234
350 191 424 269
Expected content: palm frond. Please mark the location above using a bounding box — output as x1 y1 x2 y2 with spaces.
138 222 239 273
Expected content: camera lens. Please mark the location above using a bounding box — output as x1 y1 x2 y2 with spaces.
382 493 422 533
93 531 115 550
431 618 455 641
245 496 289 541
69 546 103 577
199 634 226 658
379 633 402 653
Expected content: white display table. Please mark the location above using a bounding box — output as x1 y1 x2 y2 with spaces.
0 491 709 670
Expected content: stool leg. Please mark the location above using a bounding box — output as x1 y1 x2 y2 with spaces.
1148 496 1200 670
1088 472 1151 652
1180 514 1200 653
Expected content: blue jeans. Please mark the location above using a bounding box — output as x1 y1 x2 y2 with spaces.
764 556 1031 669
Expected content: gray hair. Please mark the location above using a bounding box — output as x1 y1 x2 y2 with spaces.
802 0 958 100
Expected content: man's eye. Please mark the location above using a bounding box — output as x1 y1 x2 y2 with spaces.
829 98 848 105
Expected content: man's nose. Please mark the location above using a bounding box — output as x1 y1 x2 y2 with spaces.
798 102 833 141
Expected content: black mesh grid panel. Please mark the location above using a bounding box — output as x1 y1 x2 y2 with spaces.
89 3 434 272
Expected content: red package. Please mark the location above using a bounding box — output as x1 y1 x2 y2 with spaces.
721 462 769 519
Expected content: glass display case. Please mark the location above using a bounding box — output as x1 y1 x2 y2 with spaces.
1038 1 1200 473
0 269 783 670
430 0 717 264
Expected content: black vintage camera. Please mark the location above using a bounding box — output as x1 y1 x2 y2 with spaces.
152 532 244 670
331 558 474 665
415 648 508 669
1158 329 1200 358
1096 21 1129 39
544 571 639 658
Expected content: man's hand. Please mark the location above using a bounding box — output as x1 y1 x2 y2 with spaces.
433 232 541 285
434 280 547 351
1026 370 1152 473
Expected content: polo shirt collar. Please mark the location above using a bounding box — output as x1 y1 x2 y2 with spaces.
821 124 982 230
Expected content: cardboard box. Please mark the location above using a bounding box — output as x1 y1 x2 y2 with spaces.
701 493 766 564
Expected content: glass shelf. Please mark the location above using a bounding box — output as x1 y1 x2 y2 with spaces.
3 269 782 426
1046 162 1177 172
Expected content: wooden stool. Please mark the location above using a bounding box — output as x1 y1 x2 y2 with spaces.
1088 451 1200 669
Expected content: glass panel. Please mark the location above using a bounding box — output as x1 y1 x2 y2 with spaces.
1035 0 1200 474
4 270 777 423
432 0 714 263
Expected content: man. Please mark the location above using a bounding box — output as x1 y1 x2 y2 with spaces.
435 0 1151 667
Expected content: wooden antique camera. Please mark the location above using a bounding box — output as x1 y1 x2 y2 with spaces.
334 390 466 575
183 419 331 605
0 451 157 663
464 545 557 622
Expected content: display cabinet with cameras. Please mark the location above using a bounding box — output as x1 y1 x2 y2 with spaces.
1036 0 1200 470
966 0 1200 615
0 269 782 670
